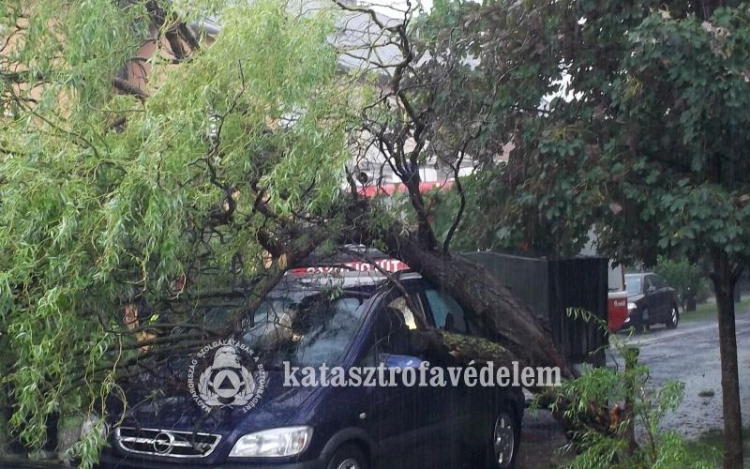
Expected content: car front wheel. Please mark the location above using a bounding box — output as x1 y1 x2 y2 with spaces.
487 407 520 469
636 308 650 333
666 304 679 329
326 444 368 469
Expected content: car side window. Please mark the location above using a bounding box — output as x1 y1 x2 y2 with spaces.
424 289 471 335
653 275 666 289
386 295 422 331
359 294 423 365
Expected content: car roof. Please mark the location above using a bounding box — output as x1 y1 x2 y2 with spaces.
273 270 423 296
625 273 650 278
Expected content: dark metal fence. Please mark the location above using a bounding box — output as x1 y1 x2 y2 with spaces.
462 252 608 366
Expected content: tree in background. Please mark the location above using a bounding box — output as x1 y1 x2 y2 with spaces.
414 1 750 467
654 257 711 311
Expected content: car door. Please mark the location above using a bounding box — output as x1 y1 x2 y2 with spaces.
365 290 441 469
643 275 661 321
422 287 483 463
652 274 671 322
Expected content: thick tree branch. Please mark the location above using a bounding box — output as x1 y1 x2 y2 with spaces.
113 77 149 100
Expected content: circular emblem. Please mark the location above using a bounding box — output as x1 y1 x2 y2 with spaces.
153 431 175 454
187 339 267 413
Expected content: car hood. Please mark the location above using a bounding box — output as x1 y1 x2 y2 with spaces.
122 370 319 435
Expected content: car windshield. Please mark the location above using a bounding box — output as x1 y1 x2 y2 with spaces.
157 275 379 367
239 292 369 367
625 276 642 295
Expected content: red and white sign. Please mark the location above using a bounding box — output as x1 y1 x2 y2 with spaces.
290 258 409 275
356 180 454 198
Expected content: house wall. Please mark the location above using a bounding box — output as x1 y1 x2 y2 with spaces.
1 5 210 116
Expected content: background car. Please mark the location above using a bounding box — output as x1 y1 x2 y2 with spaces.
623 273 680 331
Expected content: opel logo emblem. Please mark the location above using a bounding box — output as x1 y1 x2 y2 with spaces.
152 431 175 454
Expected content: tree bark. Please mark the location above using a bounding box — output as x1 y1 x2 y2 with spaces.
382 230 576 387
623 347 639 455
711 249 744 469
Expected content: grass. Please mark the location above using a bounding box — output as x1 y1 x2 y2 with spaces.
681 297 750 323
529 428 750 469
528 432 731 469
683 427 750 468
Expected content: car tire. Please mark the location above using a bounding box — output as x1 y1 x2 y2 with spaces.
486 406 520 469
326 444 368 469
636 308 651 333
666 304 679 329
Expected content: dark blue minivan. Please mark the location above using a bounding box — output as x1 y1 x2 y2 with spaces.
100 271 524 469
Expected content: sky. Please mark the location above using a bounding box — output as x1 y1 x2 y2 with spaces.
364 0 434 16
361 0 576 104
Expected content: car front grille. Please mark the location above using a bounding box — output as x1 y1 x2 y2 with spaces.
115 427 222 458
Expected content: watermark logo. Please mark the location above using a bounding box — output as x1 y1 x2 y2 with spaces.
188 339 267 413
282 360 561 388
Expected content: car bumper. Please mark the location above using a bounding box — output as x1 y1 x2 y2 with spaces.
98 452 325 469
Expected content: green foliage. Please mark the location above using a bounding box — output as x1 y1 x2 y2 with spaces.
654 257 711 305
417 14 750 463
0 0 354 464
416 1 750 268
605 6 750 265
542 314 714 469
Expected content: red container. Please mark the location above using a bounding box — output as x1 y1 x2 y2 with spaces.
608 290 628 332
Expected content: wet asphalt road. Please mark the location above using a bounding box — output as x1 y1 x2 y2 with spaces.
619 306 750 439
517 305 750 468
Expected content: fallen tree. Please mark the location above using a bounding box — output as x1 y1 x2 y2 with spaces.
0 0 612 465
380 230 575 380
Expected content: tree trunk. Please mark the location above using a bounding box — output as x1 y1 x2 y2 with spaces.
711 249 744 469
623 346 639 455
383 231 576 387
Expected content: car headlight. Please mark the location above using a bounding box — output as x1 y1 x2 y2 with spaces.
627 302 637 311
228 426 312 458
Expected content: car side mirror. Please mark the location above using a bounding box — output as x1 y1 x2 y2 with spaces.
381 354 424 370
647 286 657 293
